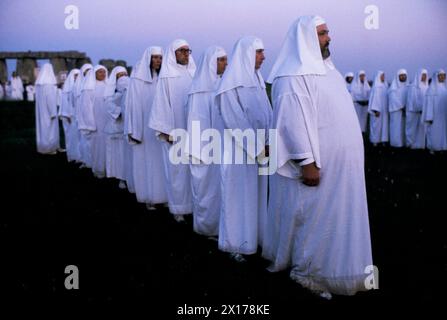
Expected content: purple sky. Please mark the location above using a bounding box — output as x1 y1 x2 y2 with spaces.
1 0 446 81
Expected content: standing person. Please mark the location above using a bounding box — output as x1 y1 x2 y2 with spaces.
35 63 60 154
126 47 167 208
149 40 196 220
104 66 129 188
344 72 354 89
79 65 108 178
350 70 371 133
214 36 272 261
264 16 373 299
186 45 227 237
59 68 80 161
406 69 429 149
10 72 24 100
423 69 447 152
388 69 409 148
26 83 35 102
368 71 389 145
74 63 93 167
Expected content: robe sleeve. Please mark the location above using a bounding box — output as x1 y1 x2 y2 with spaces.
186 92 213 161
107 93 122 120
272 76 321 179
45 85 58 119
368 87 382 114
388 89 404 112
217 88 265 160
148 78 175 137
406 86 417 113
422 94 434 122
58 92 72 118
79 90 96 132
125 80 144 143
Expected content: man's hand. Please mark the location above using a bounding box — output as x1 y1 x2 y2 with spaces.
301 162 320 187
374 111 380 117
159 133 173 145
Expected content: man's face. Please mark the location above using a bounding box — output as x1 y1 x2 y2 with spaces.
359 74 365 83
84 68 91 76
317 24 331 59
151 55 162 72
438 73 446 83
96 69 106 81
255 49 265 70
346 76 353 84
380 73 385 82
175 46 191 65
74 73 79 80
421 73 427 82
12 72 17 77
116 71 127 80
217 56 228 75
399 74 407 82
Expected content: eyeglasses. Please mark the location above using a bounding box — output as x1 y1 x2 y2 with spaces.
176 48 192 54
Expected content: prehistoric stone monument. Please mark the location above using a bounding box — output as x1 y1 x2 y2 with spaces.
0 51 131 84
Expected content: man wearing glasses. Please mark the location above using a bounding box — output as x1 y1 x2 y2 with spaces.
149 39 197 223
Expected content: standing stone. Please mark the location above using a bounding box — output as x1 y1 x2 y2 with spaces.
16 58 38 83
50 58 68 77
76 57 92 69
0 59 7 84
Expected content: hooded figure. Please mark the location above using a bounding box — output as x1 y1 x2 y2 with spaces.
35 63 60 154
422 69 447 151
344 72 354 90
406 69 429 149
368 71 389 144
264 16 373 298
125 47 167 207
79 65 108 178
59 68 80 161
214 36 272 260
388 69 409 147
10 73 24 100
148 40 196 218
186 45 227 236
349 70 371 132
74 63 93 166
104 66 130 187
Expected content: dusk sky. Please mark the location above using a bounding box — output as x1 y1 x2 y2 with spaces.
1 0 446 81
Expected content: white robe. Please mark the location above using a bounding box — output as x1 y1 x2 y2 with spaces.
264 65 373 295
59 89 77 161
35 84 60 154
187 90 221 236
350 80 370 133
406 84 427 149
80 81 107 177
149 69 193 213
215 79 272 255
105 92 125 180
423 86 447 151
126 74 167 204
388 84 408 147
368 84 389 143
26 85 35 102
11 76 24 100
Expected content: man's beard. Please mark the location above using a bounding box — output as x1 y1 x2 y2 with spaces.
321 45 330 59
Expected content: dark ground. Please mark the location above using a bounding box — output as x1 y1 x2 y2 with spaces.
0 100 446 315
